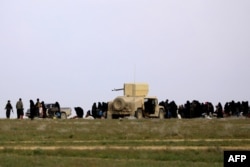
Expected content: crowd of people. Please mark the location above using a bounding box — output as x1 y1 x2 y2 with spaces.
4 98 61 120
4 98 250 119
88 100 250 119
160 99 250 119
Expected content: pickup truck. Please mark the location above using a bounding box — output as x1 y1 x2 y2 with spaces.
25 103 72 119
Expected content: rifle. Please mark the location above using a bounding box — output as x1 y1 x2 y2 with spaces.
112 88 124 91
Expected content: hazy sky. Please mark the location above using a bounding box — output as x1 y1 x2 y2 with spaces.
1 0 250 118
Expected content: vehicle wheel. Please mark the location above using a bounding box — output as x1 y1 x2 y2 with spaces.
47 109 54 118
136 109 143 119
107 111 112 119
159 108 165 119
60 112 67 119
113 98 125 110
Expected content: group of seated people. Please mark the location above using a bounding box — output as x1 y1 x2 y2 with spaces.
71 106 105 119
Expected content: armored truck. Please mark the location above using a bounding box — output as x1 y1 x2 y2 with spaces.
107 83 165 119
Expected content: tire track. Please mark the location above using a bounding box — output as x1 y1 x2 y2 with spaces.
1 146 250 151
2 138 250 144
1 139 249 151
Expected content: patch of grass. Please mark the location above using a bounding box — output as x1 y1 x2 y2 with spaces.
0 118 248 167
0 149 223 167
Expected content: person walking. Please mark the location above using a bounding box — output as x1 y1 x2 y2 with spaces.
5 100 13 119
16 98 24 119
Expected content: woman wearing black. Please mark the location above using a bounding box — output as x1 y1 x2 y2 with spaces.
55 101 61 118
29 100 35 120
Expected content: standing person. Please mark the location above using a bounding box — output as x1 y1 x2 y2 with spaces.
55 101 61 118
216 102 223 118
91 103 97 118
35 98 41 117
5 100 13 119
16 98 24 119
41 101 47 118
30 100 35 120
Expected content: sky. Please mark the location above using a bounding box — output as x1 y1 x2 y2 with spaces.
0 0 250 118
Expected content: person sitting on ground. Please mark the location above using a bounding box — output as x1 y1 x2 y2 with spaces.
85 110 94 119
71 107 84 119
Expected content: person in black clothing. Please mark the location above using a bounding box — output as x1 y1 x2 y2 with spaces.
216 102 223 118
91 103 97 118
29 100 35 120
55 101 61 118
5 100 13 119
75 107 84 118
41 101 47 118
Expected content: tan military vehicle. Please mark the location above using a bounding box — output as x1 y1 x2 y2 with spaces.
107 83 165 119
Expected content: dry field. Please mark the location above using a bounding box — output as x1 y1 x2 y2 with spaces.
0 117 249 167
